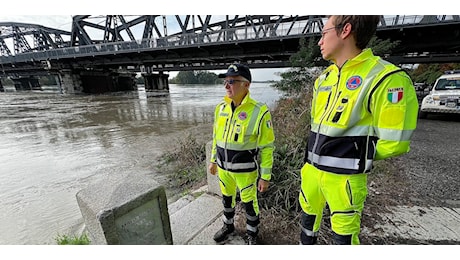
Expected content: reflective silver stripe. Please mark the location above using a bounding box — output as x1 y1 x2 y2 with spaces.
374 128 415 141
258 142 275 149
301 226 318 237
223 207 235 213
216 141 257 150
311 123 371 137
309 152 373 171
259 167 271 175
245 104 262 141
217 157 256 171
245 213 259 221
246 224 258 233
222 215 234 225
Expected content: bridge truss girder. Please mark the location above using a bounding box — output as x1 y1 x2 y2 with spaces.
69 15 325 46
2 15 460 77
0 22 71 55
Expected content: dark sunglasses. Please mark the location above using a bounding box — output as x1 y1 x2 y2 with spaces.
223 79 248 85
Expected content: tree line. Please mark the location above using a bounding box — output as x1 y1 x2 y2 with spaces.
169 71 221 84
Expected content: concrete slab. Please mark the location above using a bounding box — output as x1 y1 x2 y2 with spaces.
188 214 246 245
168 194 195 216
374 206 460 241
170 193 223 245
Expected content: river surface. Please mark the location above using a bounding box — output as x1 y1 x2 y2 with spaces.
0 83 283 245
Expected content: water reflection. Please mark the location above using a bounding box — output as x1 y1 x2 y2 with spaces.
0 83 282 244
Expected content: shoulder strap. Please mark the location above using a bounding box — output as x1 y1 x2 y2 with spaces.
367 69 406 114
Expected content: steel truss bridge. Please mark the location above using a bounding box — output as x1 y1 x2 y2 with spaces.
1 15 460 77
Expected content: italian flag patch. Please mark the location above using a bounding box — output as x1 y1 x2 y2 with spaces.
387 87 404 103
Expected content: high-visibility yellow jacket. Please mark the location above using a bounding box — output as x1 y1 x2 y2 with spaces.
210 93 275 181
305 48 418 174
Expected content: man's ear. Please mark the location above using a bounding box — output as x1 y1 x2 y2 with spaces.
341 23 352 39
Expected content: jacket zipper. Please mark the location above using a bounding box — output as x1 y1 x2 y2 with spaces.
223 107 236 171
312 68 342 155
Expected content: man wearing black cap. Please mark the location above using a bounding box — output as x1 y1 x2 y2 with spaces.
208 63 275 245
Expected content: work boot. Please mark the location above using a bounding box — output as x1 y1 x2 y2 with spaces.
245 233 258 245
213 224 235 242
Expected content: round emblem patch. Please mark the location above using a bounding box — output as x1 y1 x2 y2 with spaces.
346 76 363 90
238 111 247 120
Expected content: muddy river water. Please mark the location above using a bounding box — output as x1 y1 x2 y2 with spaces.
0 83 282 244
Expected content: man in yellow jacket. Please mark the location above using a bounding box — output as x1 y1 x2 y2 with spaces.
299 16 418 245
209 63 275 245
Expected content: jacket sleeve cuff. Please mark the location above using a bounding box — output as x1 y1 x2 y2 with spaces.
260 173 271 182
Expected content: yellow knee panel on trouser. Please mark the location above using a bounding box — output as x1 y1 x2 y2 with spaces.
299 163 368 244
218 168 259 215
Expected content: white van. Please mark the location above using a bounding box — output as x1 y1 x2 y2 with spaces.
419 70 460 119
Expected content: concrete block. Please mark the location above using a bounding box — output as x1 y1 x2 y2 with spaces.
76 173 172 245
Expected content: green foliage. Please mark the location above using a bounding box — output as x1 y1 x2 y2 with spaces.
289 37 324 68
55 233 90 245
409 63 460 85
367 36 400 57
169 70 221 84
271 67 321 95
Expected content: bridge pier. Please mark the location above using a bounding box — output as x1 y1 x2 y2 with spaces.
11 77 41 91
143 72 169 92
59 69 136 94
59 69 83 94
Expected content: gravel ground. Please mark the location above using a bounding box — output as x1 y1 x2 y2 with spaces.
360 113 460 245
391 114 460 208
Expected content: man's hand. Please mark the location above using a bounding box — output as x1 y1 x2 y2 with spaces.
208 163 217 175
258 179 270 192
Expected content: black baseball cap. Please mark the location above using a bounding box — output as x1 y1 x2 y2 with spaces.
218 63 252 82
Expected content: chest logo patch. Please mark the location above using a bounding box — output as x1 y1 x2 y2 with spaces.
238 111 248 120
346 76 363 90
387 87 404 103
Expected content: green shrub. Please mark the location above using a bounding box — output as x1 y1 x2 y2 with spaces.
55 233 90 245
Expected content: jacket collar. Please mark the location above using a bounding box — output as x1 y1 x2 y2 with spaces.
339 48 374 69
224 91 254 106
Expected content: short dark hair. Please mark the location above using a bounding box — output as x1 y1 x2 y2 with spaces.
331 15 381 50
